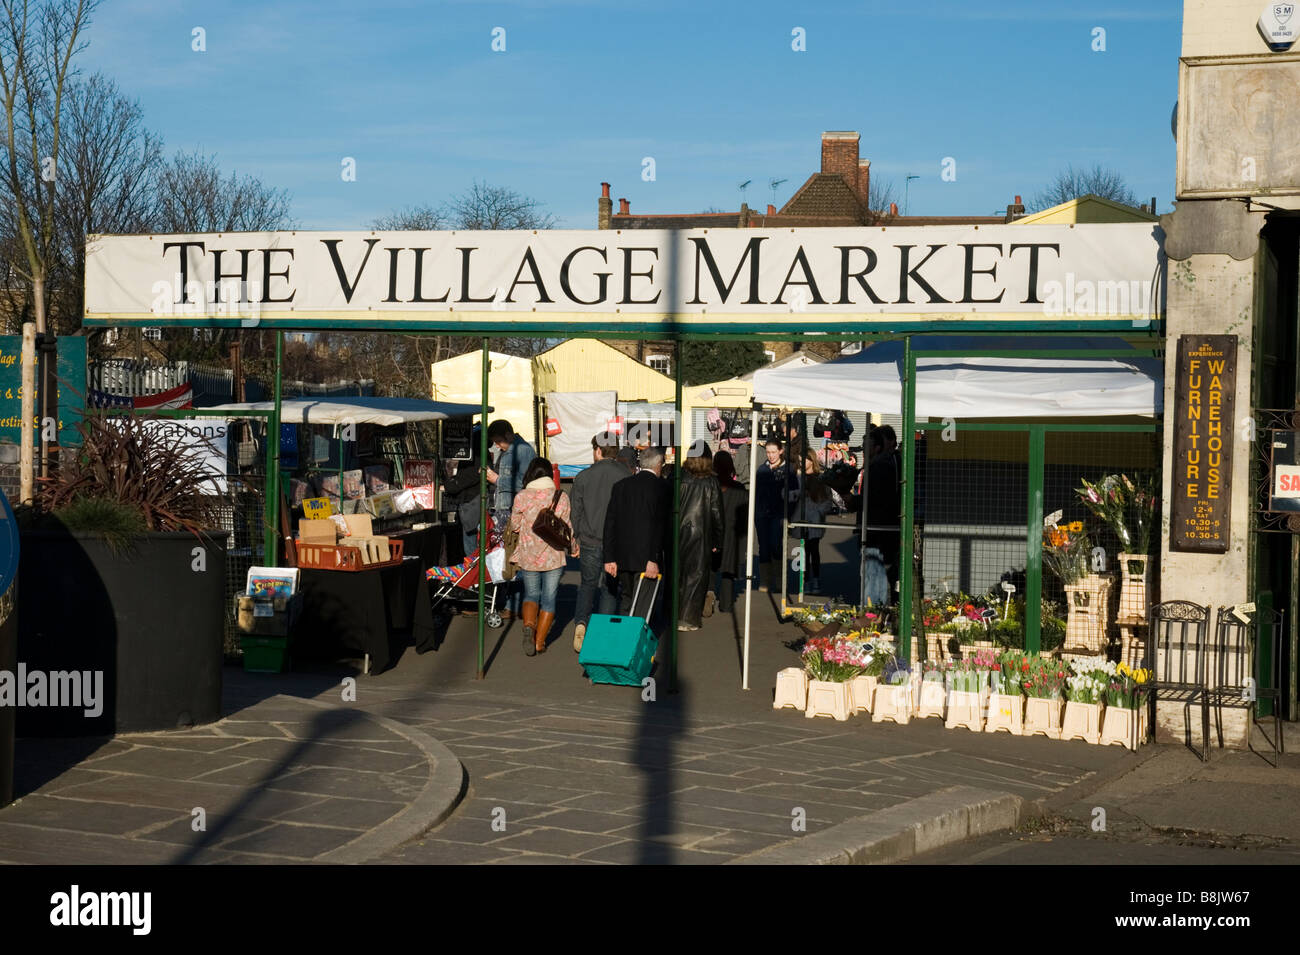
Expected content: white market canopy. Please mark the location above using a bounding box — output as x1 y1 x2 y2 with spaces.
751 336 1162 418
205 396 489 426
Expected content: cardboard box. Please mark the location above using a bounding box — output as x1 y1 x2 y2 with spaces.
298 518 338 544
343 514 374 538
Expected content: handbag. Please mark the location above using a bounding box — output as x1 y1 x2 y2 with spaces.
531 488 572 552
502 522 520 581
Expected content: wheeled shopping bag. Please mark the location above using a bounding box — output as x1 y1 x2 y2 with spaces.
580 574 660 686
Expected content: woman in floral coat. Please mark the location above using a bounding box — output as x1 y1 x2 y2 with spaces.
510 457 577 656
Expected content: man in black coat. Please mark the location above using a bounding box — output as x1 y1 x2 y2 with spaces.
602 446 669 618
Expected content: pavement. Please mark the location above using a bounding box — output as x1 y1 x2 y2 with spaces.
3 535 1295 864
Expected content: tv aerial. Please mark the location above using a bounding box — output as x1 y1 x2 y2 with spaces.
738 179 752 202
769 177 788 206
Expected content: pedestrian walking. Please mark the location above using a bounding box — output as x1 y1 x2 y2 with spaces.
487 419 536 618
602 446 669 620
712 450 748 613
677 442 723 631
568 432 630 652
509 457 577 656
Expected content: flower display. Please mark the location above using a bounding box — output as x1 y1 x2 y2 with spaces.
1022 656 1068 699
1042 522 1091 585
801 633 895 682
1105 662 1152 709
1076 473 1158 555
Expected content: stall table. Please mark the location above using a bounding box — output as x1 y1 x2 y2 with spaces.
295 557 435 674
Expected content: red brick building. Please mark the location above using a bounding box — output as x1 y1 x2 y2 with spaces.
596 130 1027 370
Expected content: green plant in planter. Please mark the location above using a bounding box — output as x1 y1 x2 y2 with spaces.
37 414 225 538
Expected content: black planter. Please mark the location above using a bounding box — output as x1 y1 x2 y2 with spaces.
17 529 226 736
0 588 15 806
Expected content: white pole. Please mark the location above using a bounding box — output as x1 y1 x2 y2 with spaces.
742 404 761 690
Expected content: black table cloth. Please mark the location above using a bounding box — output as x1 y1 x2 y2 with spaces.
296 557 435 674
387 523 462 575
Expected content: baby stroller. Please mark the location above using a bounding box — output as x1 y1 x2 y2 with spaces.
426 516 512 629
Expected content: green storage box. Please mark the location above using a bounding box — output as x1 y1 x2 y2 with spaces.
241 635 291 673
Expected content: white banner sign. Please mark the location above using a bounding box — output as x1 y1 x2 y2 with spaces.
140 419 229 495
1274 463 1300 499
84 225 1162 331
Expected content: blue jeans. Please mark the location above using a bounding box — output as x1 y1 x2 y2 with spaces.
519 567 563 614
575 543 618 626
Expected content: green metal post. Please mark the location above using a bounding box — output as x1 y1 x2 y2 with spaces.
1026 425 1045 654
669 341 683 692
899 337 916 663
477 338 488 680
265 331 283 566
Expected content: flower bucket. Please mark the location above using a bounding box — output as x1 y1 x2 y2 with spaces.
871 682 912 725
1099 704 1148 751
1061 700 1103 744
984 692 1024 736
917 679 946 719
805 679 852 721
944 690 983 732
849 674 877 714
1116 553 1150 623
773 667 808 711
1024 696 1064 740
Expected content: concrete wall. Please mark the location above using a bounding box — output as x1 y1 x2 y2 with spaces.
1157 244 1263 745
1182 0 1285 56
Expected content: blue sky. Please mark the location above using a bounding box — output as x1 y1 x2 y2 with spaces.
82 0 1183 229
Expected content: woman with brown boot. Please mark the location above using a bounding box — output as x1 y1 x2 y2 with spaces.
509 457 576 656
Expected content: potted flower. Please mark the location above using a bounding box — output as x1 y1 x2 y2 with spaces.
1022 655 1068 739
1062 656 1114 744
18 413 228 735
847 633 894 714
801 636 867 721
917 659 947 718
1099 662 1151 750
985 650 1027 735
872 662 913 725
944 647 995 732
1078 474 1157 623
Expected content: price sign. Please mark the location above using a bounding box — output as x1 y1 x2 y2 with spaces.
302 497 333 519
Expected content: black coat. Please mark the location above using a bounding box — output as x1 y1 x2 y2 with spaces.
717 480 748 576
677 473 723 626
602 470 670 574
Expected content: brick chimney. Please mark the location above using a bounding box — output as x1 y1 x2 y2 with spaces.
821 132 871 219
1005 194 1026 222
598 182 612 229
856 158 872 216
889 202 898 217
618 197 630 215
766 203 776 216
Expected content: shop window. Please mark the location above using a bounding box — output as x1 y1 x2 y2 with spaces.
841 342 862 355
143 327 162 341
763 349 776 363
647 354 671 375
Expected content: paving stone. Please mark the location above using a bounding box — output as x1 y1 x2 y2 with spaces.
691 827 791 857
555 792 649 814
219 822 365 858
491 826 623 856
488 767 648 797
577 839 727 865
484 852 604 865
124 735 248 753
464 778 591 807
53 773 328 818
218 739 424 774
0 821 184 864
0 795 185 835
264 767 425 802
75 746 250 781
384 839 526 864
138 815 277 848
277 796 407 829
607 820 727 847
21 767 118 796
514 808 643 834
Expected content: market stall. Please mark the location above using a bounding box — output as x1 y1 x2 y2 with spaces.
744 336 1164 691
211 396 487 673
